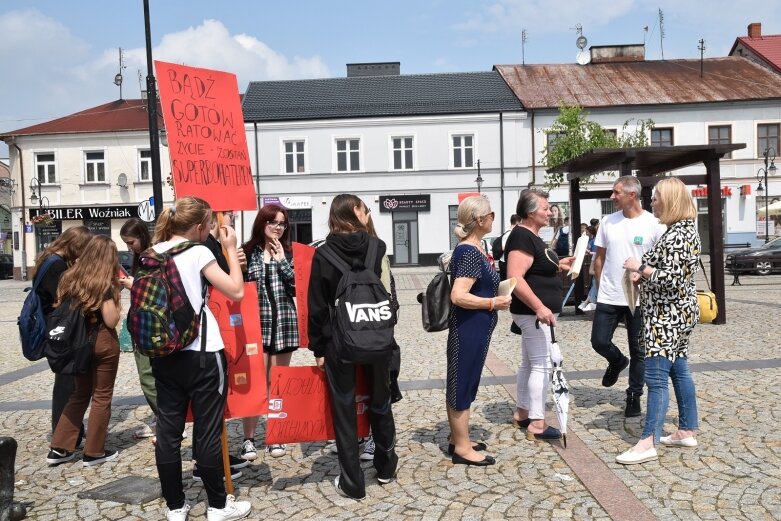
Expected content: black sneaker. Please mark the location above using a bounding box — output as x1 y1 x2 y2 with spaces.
82 449 119 467
192 464 242 482
46 449 74 466
601 355 629 387
625 392 642 417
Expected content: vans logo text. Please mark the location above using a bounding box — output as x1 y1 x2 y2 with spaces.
345 301 392 323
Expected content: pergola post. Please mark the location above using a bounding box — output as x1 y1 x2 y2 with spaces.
705 156 726 324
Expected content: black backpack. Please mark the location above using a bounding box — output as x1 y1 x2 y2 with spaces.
18 255 61 361
318 239 396 364
418 268 451 333
43 298 96 375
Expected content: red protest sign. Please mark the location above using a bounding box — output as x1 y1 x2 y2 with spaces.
154 60 256 211
265 366 370 444
208 282 267 418
292 242 315 348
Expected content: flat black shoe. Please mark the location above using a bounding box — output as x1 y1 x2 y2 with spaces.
512 418 531 429
451 453 496 466
447 442 487 456
526 426 562 442
602 356 629 387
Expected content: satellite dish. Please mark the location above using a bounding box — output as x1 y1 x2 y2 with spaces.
576 50 591 65
117 173 128 189
576 35 588 49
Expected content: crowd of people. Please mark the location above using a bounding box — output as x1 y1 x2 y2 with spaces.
32 177 703 517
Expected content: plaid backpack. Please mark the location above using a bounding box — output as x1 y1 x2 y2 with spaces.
127 241 206 358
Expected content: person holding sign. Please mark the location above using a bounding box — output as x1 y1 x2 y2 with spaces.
446 195 511 466
505 190 573 442
149 197 250 521
308 194 398 500
239 204 299 461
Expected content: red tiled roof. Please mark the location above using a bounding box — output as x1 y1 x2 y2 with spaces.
495 57 781 110
0 99 163 138
729 34 781 74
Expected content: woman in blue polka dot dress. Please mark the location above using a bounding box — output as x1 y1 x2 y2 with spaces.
446 196 511 466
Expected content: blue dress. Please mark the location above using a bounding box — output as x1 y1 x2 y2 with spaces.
446 244 500 411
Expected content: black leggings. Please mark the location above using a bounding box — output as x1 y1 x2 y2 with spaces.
152 350 228 510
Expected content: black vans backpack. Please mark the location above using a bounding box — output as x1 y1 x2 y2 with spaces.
18 254 61 361
318 239 396 364
43 298 96 375
417 269 451 333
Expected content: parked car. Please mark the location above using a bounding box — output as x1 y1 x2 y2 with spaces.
437 236 499 273
0 254 13 279
118 251 134 274
725 237 781 275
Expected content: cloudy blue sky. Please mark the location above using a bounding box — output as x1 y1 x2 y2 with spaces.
1 0 779 157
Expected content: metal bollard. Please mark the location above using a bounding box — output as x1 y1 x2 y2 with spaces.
0 437 26 521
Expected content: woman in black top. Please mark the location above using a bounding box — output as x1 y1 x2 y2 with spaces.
308 194 398 500
33 226 92 437
506 190 572 442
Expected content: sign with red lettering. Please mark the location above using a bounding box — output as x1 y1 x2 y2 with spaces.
154 60 256 211
265 366 370 444
209 283 267 418
292 242 315 348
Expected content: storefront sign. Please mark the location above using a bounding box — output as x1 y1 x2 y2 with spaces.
263 196 312 210
29 205 138 221
379 194 430 213
84 219 111 237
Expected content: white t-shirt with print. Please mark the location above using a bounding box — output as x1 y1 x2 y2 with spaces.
154 239 222 353
595 210 666 306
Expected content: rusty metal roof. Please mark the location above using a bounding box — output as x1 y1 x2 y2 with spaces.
0 99 163 139
495 57 781 110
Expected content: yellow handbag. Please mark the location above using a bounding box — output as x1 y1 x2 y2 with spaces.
697 258 717 323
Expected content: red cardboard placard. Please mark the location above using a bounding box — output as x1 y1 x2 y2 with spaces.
208 282 267 418
154 60 256 211
265 366 370 444
292 242 315 348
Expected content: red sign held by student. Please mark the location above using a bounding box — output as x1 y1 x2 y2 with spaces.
265 366 370 444
292 242 315 348
154 60 256 211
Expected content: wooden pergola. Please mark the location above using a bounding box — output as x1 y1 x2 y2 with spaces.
547 144 745 325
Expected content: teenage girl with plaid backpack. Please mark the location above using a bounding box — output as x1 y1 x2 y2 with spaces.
149 196 250 521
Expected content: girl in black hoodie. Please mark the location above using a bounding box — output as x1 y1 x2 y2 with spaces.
308 194 398 500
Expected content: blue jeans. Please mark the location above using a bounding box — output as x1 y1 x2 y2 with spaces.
642 355 699 442
590 303 644 395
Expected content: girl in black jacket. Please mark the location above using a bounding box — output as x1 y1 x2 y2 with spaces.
308 194 398 500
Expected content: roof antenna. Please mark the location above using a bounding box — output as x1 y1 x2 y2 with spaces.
572 24 590 65
522 29 528 65
113 47 126 100
658 9 665 60
698 39 706 78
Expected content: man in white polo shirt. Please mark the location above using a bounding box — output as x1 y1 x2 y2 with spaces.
592 176 666 417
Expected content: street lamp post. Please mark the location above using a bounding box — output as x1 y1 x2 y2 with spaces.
474 159 483 193
756 146 777 243
29 178 49 209
143 0 164 219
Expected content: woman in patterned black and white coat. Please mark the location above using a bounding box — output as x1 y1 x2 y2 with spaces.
616 177 701 465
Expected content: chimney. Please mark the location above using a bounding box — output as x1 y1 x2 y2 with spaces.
346 62 400 77
589 44 645 64
748 23 762 38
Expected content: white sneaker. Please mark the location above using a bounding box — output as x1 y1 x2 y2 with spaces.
206 495 251 521
615 446 658 465
239 439 257 461
134 423 155 439
266 444 286 458
359 436 375 461
660 435 698 447
166 503 190 521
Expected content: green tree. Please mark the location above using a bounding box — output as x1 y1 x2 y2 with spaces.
541 103 654 189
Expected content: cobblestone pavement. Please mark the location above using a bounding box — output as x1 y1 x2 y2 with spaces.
1 267 780 520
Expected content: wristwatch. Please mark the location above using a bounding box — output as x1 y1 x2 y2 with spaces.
637 263 647 274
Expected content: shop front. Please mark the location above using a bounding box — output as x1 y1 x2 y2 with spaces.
379 194 430 266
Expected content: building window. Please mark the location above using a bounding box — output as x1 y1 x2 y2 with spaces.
138 150 151 181
448 205 459 249
708 125 732 158
284 141 306 173
392 137 414 170
600 199 615 216
758 123 780 157
35 153 56 184
651 128 673 147
546 132 566 155
336 138 360 172
452 135 474 168
85 151 106 183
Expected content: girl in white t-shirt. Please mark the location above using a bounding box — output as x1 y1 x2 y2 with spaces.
150 196 250 521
